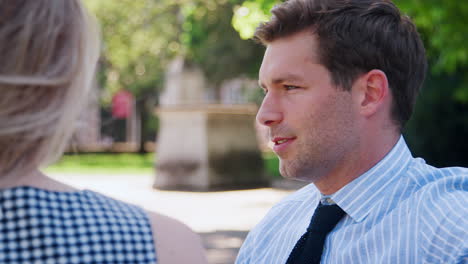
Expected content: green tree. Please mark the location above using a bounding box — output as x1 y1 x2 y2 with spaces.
181 0 264 89
84 0 263 152
388 0 468 166
84 0 181 152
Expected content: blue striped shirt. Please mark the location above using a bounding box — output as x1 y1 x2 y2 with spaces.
236 136 468 263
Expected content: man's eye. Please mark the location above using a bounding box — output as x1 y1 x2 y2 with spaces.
284 85 299 90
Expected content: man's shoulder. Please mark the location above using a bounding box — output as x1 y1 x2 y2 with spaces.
245 182 318 234
410 163 467 197
278 182 318 204
407 159 467 189
236 182 318 264
249 183 318 235
404 165 468 261
409 164 468 228
409 163 468 194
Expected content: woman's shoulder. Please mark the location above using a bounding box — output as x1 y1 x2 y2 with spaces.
0 186 158 263
84 191 208 264
0 184 209 264
146 211 208 264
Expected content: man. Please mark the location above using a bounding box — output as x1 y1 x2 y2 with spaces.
236 0 468 263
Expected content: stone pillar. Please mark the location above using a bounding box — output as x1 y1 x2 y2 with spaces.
154 58 269 190
159 57 205 106
155 105 268 190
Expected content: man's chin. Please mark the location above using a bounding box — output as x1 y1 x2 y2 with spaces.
280 166 312 182
280 162 319 183
283 175 313 182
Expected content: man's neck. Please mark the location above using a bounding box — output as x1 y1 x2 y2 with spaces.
314 133 400 195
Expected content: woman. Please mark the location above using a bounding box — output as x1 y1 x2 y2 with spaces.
0 1 207 263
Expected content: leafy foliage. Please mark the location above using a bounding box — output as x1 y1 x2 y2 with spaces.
84 0 180 102
182 0 264 85
395 0 468 74
394 0 468 103
84 0 264 100
232 1 272 40
83 0 264 151
404 72 468 167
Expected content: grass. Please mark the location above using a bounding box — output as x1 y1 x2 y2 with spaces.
45 152 281 178
45 153 155 175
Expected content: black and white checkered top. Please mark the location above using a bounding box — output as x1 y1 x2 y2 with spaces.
0 186 157 264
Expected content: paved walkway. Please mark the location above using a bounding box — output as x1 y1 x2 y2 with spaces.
49 173 300 264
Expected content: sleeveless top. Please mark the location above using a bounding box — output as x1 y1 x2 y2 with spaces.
0 186 157 264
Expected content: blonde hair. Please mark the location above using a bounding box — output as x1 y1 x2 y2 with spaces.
0 0 100 177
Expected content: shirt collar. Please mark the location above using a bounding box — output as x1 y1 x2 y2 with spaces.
330 136 413 222
320 195 336 205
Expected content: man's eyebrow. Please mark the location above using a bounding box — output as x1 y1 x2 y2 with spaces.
259 74 304 88
274 73 304 83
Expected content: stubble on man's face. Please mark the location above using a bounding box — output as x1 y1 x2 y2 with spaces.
277 90 356 183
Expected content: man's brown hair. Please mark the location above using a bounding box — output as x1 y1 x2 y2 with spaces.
255 0 427 129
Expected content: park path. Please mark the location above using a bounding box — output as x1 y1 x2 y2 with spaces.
49 173 300 264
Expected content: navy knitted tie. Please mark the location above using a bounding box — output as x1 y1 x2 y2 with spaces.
286 203 345 264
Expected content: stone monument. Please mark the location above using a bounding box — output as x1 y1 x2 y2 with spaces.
154 58 269 191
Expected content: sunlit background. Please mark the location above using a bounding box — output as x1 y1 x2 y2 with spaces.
45 0 468 263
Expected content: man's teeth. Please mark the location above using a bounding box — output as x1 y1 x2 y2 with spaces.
277 139 288 144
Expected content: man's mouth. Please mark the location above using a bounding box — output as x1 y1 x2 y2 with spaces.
270 137 297 152
272 137 296 145
275 139 290 145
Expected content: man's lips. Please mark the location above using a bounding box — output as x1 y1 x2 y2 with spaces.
272 137 296 145
268 137 297 153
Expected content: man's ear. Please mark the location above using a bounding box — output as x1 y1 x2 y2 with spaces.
355 69 390 117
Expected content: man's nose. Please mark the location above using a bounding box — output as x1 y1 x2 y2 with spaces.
256 93 283 126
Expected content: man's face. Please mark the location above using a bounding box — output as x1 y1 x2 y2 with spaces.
257 31 360 182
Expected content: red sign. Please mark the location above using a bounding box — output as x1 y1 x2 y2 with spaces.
112 90 133 119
